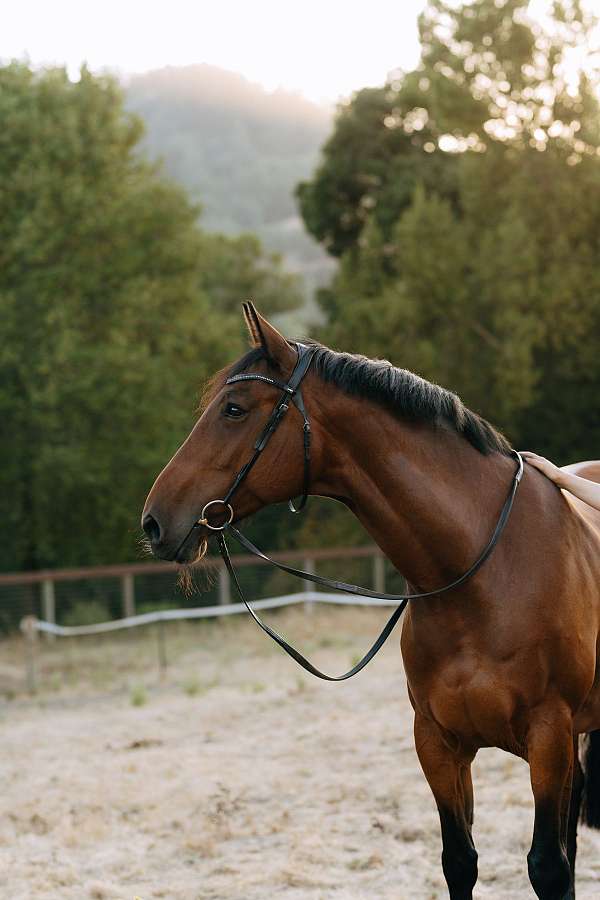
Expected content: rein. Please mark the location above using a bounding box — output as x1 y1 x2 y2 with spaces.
182 343 525 681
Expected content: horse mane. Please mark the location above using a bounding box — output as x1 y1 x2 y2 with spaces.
223 342 512 457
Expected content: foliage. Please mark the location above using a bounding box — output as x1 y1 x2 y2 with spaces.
0 63 300 572
298 0 600 471
197 231 301 316
297 85 461 258
417 0 600 151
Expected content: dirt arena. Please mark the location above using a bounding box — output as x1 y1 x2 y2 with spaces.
2 605 600 899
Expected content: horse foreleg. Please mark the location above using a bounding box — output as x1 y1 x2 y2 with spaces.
564 737 583 898
527 708 574 900
414 712 478 900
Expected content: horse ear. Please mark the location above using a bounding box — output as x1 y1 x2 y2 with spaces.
242 301 263 348
241 301 296 369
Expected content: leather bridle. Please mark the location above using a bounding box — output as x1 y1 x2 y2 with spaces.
177 342 525 681
220 341 317 518
173 342 317 556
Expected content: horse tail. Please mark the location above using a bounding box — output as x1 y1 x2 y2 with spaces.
581 730 600 828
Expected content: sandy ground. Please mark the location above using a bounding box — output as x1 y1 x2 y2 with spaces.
1 605 600 900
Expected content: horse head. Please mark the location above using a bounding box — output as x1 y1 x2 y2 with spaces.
141 302 322 562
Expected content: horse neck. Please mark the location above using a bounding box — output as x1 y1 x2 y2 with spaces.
310 390 515 593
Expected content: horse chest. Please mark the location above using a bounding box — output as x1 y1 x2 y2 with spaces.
402 630 545 751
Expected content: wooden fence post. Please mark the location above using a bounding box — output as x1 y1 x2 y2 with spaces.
41 579 55 642
21 616 38 693
373 554 385 595
218 566 230 606
121 574 135 618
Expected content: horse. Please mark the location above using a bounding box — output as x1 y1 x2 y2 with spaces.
142 302 600 899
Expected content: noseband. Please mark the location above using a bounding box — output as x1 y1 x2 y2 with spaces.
177 343 525 681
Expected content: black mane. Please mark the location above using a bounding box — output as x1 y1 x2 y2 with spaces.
231 342 512 456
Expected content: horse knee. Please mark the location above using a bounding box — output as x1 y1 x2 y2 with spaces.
527 846 571 899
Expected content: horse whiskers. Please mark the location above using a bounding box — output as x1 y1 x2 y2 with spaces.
139 529 211 594
138 535 153 557
176 539 210 597
177 565 196 597
195 538 209 563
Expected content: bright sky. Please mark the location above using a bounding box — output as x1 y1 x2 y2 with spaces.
3 0 424 104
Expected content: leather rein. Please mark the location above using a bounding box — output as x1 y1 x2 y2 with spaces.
179 342 525 682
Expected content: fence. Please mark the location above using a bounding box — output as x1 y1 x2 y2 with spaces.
0 545 402 629
20 586 406 693
0 545 407 693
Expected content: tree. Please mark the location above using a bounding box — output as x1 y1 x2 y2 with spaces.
297 0 600 465
417 0 600 153
0 63 300 572
297 85 460 258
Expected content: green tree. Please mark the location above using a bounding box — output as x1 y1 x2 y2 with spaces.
197 231 301 315
297 85 460 258
0 63 300 572
417 0 600 153
298 0 600 466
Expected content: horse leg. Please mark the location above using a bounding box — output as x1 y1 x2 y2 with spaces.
527 708 574 900
414 713 478 900
564 738 583 899
461 763 474 829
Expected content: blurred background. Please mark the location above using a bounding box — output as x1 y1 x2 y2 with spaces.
1 0 600 643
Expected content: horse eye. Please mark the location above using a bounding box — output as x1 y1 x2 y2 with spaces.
224 402 247 419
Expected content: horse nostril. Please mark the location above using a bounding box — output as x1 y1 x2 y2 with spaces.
142 513 162 544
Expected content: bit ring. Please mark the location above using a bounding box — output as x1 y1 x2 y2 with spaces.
198 499 234 531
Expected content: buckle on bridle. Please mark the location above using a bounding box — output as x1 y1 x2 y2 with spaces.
197 499 235 531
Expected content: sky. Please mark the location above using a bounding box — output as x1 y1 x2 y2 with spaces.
3 0 425 104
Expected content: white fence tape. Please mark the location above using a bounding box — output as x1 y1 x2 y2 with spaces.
30 590 400 638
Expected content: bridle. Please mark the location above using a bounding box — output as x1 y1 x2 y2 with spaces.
216 341 317 520
171 341 317 551
176 342 525 681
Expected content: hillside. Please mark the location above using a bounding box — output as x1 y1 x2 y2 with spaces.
126 65 335 324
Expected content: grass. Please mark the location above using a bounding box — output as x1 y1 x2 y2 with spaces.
130 684 148 707
181 674 219 696
181 674 202 696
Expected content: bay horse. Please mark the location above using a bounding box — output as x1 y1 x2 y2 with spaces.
142 303 600 899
